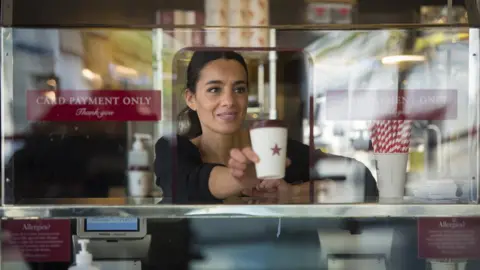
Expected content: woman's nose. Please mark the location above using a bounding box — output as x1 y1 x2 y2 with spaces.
220 90 235 106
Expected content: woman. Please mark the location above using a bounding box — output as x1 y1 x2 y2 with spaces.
155 50 378 204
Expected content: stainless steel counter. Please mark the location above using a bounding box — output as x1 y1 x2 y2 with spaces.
2 203 480 218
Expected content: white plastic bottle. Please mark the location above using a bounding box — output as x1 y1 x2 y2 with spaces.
69 239 100 270
128 133 153 198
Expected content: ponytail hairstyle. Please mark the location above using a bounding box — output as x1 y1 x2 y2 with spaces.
177 50 248 138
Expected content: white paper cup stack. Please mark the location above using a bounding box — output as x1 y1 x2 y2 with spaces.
205 0 229 46
228 0 249 47
371 118 412 201
247 0 269 47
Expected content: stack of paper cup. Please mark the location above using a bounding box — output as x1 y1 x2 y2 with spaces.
371 118 412 201
228 0 248 47
250 120 288 179
184 11 195 47
247 0 269 47
173 10 186 50
205 0 228 47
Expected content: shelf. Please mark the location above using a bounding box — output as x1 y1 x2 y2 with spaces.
2 203 480 219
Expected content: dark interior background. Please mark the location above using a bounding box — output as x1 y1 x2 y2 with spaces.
2 0 469 26
0 0 469 51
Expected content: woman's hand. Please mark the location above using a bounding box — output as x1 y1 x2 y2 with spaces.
258 179 293 203
241 179 293 204
228 147 261 189
243 179 338 204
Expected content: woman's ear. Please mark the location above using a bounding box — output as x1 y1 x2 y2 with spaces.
184 89 197 111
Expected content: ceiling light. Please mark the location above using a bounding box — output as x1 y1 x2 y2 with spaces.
381 55 426 65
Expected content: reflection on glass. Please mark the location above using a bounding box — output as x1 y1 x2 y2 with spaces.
302 27 475 203
0 26 478 206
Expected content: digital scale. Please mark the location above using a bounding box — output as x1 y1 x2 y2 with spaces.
73 217 151 270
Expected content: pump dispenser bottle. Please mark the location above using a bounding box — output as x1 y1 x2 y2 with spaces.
128 133 153 199
69 239 100 270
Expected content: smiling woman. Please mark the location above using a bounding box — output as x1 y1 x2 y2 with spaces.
154 50 379 204
184 51 249 136
176 51 249 139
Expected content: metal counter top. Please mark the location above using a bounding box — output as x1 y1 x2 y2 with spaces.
1 203 480 218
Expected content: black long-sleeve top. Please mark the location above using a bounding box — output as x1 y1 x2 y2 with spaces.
155 135 378 204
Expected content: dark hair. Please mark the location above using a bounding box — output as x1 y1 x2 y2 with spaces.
178 50 248 138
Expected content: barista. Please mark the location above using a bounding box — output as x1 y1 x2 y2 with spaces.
155 50 378 204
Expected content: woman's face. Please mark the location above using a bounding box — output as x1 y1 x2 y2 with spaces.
185 58 248 135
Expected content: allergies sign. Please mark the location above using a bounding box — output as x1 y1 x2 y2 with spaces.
27 90 162 121
418 218 480 259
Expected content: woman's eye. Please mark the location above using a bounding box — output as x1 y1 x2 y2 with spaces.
234 87 247 93
207 87 221 93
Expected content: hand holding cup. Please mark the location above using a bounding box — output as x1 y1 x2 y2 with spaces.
228 147 261 188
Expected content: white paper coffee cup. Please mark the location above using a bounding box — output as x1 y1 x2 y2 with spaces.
374 153 408 200
250 120 288 180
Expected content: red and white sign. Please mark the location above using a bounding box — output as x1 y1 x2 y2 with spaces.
2 219 71 262
418 218 480 259
27 90 162 122
325 89 458 120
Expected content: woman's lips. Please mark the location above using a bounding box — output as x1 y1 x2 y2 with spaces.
216 112 238 121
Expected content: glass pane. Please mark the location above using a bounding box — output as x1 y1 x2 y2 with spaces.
1 25 479 206
1 28 157 204
3 216 480 269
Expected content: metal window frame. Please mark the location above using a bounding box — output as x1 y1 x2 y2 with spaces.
1 0 13 205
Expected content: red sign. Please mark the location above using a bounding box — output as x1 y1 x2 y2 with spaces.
2 219 71 262
27 90 162 121
418 218 480 259
325 89 457 120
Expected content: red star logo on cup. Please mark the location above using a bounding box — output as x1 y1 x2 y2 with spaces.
271 143 281 156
